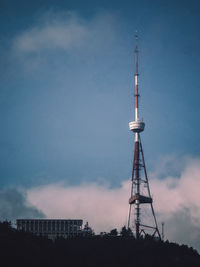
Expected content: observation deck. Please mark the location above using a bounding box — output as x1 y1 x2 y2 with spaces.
129 120 145 133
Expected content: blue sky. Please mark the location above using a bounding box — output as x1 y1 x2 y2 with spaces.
0 0 200 188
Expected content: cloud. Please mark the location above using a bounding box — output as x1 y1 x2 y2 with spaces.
12 11 118 54
164 209 200 250
0 188 45 222
12 12 88 53
26 156 200 251
9 10 120 74
27 181 130 232
151 157 200 221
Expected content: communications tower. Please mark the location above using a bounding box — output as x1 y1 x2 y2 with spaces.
127 35 161 239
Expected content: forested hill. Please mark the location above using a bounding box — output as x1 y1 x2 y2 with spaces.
0 221 200 267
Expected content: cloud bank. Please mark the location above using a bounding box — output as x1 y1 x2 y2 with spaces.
25 156 200 250
27 181 130 232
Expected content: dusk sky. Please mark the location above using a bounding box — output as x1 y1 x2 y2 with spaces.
1 0 200 250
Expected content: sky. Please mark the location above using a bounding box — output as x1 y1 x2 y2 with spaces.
0 0 200 250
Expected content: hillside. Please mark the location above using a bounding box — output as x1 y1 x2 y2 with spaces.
0 221 200 267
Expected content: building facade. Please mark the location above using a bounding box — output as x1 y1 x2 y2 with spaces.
16 219 83 239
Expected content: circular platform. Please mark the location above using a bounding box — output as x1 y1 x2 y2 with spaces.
129 120 145 132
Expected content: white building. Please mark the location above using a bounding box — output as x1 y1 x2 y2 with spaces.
16 219 83 239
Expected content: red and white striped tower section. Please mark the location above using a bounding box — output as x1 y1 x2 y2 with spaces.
128 35 160 240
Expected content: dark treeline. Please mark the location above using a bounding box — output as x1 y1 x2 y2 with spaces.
1 221 200 267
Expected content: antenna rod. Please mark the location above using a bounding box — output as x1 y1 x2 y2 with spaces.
134 34 139 122
134 34 140 239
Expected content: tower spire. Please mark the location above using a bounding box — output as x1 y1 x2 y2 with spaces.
128 35 160 240
134 33 139 122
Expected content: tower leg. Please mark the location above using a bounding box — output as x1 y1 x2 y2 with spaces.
139 136 161 240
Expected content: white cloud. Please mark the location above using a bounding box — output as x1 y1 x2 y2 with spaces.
12 11 118 54
26 156 200 250
27 181 130 233
151 157 200 222
13 13 88 52
10 11 120 74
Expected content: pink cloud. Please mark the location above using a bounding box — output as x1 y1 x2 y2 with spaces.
26 156 200 249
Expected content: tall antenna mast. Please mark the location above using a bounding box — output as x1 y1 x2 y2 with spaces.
134 33 139 122
127 35 160 239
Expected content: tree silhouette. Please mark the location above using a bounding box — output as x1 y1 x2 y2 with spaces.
120 226 133 237
0 220 200 267
109 228 118 236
